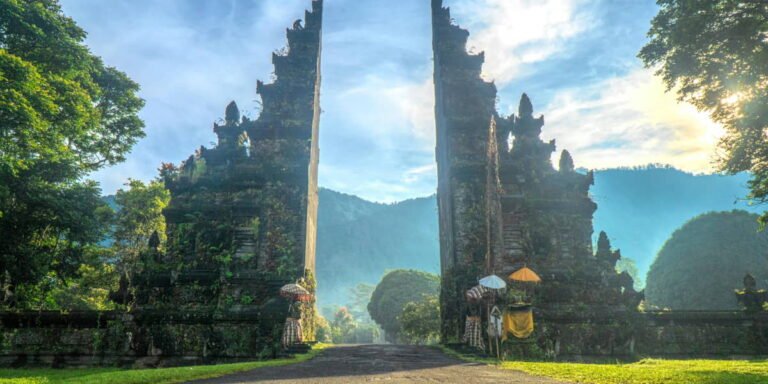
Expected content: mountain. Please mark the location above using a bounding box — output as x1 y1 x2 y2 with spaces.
316 189 439 308
590 166 760 286
103 166 763 308
317 166 761 307
645 210 768 310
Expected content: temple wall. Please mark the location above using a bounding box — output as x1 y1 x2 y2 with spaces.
0 311 133 367
502 311 768 360
0 305 291 367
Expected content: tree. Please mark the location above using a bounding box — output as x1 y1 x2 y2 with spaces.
314 313 332 343
347 283 375 323
399 294 440 345
639 0 768 222
646 210 768 310
112 179 170 276
0 0 144 296
330 307 357 344
368 269 439 342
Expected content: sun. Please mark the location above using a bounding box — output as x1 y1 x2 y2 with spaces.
722 92 742 105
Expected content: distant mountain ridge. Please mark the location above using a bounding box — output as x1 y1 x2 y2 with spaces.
104 166 762 308
590 166 759 282
315 166 760 307
316 188 439 307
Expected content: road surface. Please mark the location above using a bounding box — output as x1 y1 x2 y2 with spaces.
190 344 567 383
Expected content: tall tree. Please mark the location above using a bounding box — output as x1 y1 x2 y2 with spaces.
639 0 768 222
112 179 170 277
0 0 144 297
347 283 375 323
368 269 439 342
399 294 440 345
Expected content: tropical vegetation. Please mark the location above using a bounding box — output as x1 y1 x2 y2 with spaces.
645 210 768 310
367 269 439 342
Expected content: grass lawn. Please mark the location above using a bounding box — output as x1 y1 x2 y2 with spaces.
0 344 328 384
501 359 768 384
442 346 768 384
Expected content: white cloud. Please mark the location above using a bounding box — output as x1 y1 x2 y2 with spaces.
61 0 309 194
318 74 437 202
448 0 596 84
542 69 724 172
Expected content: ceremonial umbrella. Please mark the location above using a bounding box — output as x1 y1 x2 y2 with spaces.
479 275 506 290
280 283 313 302
478 275 505 359
509 267 542 283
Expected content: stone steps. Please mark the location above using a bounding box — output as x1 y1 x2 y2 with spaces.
234 227 257 259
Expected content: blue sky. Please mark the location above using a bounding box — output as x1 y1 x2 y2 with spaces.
61 0 722 203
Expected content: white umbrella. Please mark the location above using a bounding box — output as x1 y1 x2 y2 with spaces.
479 275 506 290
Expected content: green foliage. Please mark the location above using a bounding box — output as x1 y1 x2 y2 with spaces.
314 313 332 343
399 294 440 345
0 0 144 297
368 269 439 342
316 189 439 307
646 210 768 310
591 166 762 283
16 262 118 310
113 179 170 275
327 307 380 344
346 283 375 323
0 179 113 307
330 307 356 344
639 1 768 223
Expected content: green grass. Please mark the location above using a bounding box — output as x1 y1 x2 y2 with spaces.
441 346 768 384
0 344 329 384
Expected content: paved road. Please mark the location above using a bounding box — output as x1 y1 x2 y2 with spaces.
189 344 567 383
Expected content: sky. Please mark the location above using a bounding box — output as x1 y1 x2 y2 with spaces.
60 0 723 203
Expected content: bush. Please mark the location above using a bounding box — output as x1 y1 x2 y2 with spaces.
646 210 768 310
399 294 440 344
368 269 439 342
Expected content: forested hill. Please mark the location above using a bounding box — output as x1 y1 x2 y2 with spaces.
103 166 761 308
316 166 760 307
315 189 439 307
590 166 759 286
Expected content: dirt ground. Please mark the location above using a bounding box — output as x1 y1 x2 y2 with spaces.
189 344 567 383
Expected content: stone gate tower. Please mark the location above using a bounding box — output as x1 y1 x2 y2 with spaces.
432 0 639 343
130 0 323 361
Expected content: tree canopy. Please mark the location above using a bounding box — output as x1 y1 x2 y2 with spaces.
367 269 439 342
398 294 440 345
639 0 768 222
0 0 144 296
112 179 170 276
645 210 768 310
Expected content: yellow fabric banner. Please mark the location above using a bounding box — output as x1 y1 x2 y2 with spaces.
502 310 534 340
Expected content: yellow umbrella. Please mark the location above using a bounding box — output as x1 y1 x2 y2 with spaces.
508 267 542 283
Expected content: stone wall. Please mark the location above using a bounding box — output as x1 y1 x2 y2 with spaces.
504 310 768 360
0 311 132 367
0 307 291 367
